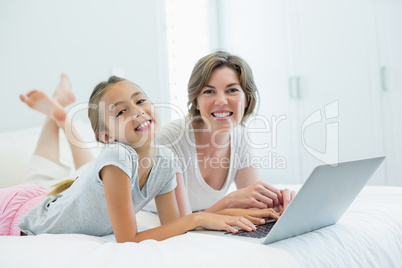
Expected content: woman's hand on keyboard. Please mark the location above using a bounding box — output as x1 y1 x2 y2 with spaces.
277 189 296 215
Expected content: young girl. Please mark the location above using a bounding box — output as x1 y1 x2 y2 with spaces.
1 75 279 242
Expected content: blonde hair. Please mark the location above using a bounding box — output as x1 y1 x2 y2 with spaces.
187 51 259 125
48 76 130 196
48 179 75 196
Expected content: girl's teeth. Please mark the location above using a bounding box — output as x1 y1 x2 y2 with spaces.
137 121 150 130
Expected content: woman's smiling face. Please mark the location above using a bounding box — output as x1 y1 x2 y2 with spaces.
196 66 247 132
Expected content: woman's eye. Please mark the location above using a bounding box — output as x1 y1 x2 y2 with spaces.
228 88 239 93
116 109 126 117
137 99 146 105
203 89 213 94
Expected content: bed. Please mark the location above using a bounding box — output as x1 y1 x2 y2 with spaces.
1 125 401 267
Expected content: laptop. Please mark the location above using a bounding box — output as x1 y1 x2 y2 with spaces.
192 156 385 244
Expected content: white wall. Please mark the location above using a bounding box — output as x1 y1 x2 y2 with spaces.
0 0 169 132
216 0 402 186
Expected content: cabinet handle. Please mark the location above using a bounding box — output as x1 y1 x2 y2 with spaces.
381 66 387 91
289 76 301 99
296 77 301 98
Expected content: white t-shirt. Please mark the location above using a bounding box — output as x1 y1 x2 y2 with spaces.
156 119 255 212
19 143 176 236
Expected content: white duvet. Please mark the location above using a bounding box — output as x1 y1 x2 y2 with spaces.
1 186 401 268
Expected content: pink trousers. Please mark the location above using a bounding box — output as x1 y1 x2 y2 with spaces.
0 184 47 236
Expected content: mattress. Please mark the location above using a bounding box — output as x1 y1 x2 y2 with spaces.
1 185 401 267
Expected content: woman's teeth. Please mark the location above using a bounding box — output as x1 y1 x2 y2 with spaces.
212 112 232 118
136 120 151 131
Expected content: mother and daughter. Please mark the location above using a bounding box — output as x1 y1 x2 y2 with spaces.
0 51 294 242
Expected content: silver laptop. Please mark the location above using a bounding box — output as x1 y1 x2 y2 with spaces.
193 156 385 244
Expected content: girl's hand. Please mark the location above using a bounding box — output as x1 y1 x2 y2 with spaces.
227 181 282 209
215 208 279 225
194 212 256 234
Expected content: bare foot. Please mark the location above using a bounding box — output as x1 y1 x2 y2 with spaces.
20 90 67 122
52 73 75 107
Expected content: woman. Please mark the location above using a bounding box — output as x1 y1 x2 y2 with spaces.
156 51 295 216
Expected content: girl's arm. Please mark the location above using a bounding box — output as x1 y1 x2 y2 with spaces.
102 165 137 242
154 190 180 224
215 208 279 224
101 165 256 243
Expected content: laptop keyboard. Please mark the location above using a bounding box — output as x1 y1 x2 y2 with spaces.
225 218 277 239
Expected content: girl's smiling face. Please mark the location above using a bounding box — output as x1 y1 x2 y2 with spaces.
196 67 248 131
98 81 160 148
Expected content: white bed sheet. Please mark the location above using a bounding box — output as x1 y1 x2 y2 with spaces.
1 186 401 268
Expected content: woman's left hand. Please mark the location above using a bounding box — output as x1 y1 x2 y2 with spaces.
277 188 296 215
215 208 279 225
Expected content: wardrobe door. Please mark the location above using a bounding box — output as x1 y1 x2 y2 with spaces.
219 0 299 184
289 0 386 184
375 0 402 186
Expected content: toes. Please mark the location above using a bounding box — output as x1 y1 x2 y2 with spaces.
26 89 39 97
19 94 27 102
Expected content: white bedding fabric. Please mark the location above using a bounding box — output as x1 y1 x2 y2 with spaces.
1 185 401 268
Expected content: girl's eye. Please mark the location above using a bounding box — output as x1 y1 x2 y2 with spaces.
116 109 126 117
136 99 146 105
228 88 239 93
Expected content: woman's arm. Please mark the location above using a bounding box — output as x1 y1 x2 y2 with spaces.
173 169 281 219
233 166 295 214
204 165 299 214
203 166 281 213
233 166 282 207
173 173 192 217
101 165 256 243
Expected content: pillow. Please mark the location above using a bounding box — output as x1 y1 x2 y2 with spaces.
0 121 97 189
0 126 43 188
